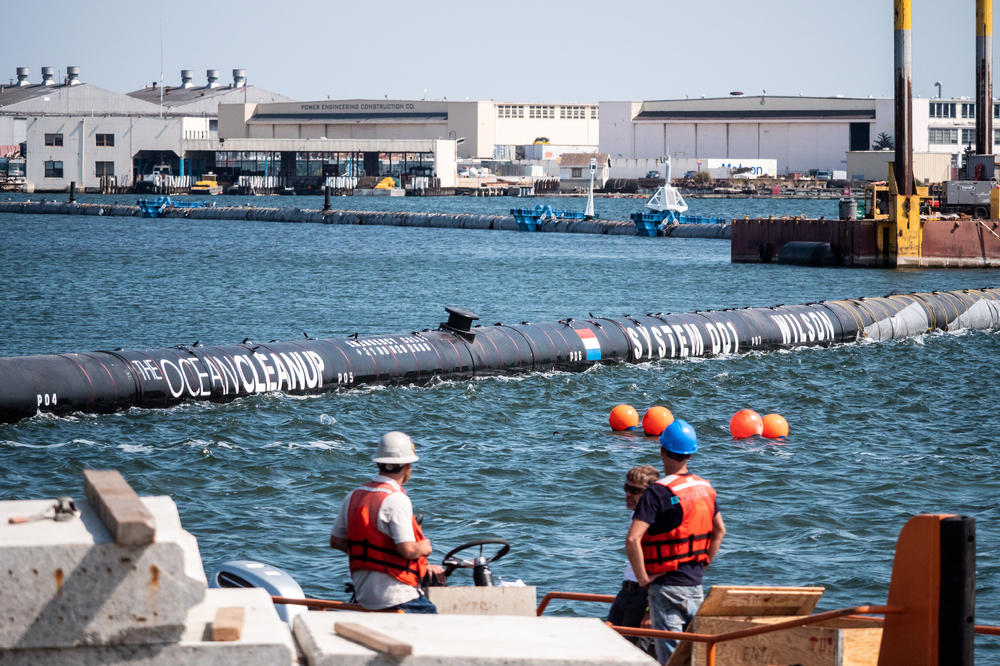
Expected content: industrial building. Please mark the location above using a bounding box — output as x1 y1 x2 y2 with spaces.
600 94 1000 178
0 67 290 191
217 98 599 160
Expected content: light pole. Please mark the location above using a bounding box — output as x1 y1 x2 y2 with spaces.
584 157 597 220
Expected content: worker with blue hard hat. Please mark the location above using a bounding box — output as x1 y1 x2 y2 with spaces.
626 419 726 664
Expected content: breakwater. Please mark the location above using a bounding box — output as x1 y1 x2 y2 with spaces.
0 200 730 237
1 288 996 423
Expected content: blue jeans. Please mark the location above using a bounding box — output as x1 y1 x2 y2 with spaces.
647 582 703 665
386 594 438 614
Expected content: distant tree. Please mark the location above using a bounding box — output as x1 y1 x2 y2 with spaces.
872 132 894 150
691 171 713 185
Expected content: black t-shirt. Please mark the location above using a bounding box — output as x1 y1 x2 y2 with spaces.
632 474 718 587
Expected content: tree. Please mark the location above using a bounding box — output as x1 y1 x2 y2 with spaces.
691 171 713 186
872 132 894 150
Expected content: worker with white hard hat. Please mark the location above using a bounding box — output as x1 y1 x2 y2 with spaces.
330 431 442 612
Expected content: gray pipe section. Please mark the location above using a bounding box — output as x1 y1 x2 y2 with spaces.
0 201 730 238
0 288 997 424
977 0 993 156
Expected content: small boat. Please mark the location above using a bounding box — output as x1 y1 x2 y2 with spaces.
191 173 222 195
136 195 211 218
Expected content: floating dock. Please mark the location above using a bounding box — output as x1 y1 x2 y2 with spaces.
732 215 1000 267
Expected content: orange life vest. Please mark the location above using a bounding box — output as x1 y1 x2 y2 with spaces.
346 480 428 587
640 473 716 576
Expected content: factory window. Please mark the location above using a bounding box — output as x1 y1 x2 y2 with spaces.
44 133 63 147
929 102 956 118
928 128 958 144
43 160 63 178
572 168 582 178
995 129 1000 144
528 105 555 119
995 103 1000 119
590 106 599 119
95 133 115 147
560 105 586 119
961 128 976 145
497 105 523 119
95 161 114 177
961 103 976 119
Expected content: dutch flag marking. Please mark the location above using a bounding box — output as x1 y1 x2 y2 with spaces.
576 328 602 361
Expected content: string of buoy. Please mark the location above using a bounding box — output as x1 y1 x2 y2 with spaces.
609 404 789 439
0 288 997 424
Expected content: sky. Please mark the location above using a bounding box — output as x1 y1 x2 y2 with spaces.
1 0 998 103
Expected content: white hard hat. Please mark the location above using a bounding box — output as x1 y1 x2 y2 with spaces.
372 431 419 464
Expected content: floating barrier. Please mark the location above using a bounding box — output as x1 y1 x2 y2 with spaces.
0 289 998 423
0 201 728 238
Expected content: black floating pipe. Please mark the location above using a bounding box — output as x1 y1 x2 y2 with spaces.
0 288 998 424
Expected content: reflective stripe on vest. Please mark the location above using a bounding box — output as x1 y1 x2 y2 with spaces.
346 480 428 587
640 473 716 575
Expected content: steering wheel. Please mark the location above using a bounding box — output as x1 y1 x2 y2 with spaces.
441 538 510 578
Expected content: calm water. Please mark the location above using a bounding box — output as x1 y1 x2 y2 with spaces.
1 194 998 657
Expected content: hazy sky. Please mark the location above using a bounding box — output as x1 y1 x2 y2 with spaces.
2 0 997 102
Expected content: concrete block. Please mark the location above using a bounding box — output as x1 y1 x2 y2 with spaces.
0 588 297 665
294 611 656 665
425 586 537 616
0 495 207 649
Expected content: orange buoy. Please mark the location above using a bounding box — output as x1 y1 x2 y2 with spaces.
609 404 639 431
642 406 674 436
762 413 789 439
729 409 763 439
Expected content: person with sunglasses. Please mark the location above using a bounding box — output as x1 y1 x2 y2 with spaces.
626 419 726 664
608 464 660 656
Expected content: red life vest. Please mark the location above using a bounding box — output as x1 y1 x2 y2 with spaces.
640 473 716 575
346 480 428 587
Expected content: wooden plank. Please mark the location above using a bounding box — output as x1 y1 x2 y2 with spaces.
210 607 245 641
690 616 882 666
334 621 413 657
698 585 825 617
82 469 156 546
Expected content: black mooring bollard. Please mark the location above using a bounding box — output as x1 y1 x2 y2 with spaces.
939 516 975 665
323 186 331 211
68 181 76 203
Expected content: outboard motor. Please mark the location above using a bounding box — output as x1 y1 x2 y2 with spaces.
211 560 305 625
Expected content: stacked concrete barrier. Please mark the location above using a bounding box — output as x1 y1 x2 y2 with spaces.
0 472 295 664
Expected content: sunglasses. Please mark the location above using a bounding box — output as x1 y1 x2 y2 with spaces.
624 484 645 495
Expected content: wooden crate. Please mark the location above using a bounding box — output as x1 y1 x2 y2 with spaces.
690 615 882 666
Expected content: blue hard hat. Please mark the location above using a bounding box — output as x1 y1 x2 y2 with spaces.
659 418 698 455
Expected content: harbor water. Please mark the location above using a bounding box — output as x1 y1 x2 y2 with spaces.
2 194 998 658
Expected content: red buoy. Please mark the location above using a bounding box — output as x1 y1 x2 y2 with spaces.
762 413 789 439
609 404 639 431
642 406 674 436
730 409 763 439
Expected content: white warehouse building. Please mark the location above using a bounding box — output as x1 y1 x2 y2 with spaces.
600 93 1000 178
